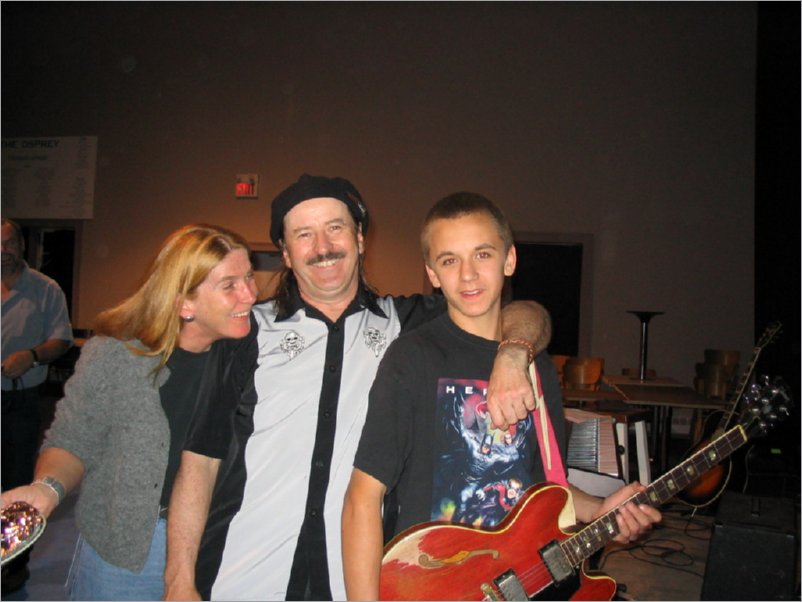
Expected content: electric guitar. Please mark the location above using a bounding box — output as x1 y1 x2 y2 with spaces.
677 321 782 507
380 376 791 601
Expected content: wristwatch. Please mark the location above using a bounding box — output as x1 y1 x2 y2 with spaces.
29 349 40 368
34 476 65 504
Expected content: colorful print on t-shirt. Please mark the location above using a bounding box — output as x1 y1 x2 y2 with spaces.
432 377 535 528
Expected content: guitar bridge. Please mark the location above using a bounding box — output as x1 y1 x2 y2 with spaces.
539 540 575 584
480 582 501 601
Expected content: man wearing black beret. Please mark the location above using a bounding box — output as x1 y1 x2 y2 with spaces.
165 174 551 601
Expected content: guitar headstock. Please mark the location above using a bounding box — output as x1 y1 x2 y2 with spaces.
757 321 783 349
739 375 792 438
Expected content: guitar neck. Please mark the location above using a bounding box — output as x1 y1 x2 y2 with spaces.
716 348 761 431
560 425 748 566
716 322 781 432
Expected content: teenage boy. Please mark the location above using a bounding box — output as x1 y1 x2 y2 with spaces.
341 192 661 600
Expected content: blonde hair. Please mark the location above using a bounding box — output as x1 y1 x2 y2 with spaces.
94 224 251 373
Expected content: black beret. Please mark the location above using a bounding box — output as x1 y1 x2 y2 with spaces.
269 174 368 247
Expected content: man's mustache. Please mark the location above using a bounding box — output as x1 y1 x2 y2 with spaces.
306 251 346 266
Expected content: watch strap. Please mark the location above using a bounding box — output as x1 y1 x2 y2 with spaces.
34 476 65 505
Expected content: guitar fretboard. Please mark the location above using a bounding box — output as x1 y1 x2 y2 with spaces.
559 425 748 566
717 348 762 432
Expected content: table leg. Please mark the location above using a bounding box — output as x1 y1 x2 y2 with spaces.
648 406 670 476
634 421 651 485
615 422 629 482
649 407 660 461
659 406 673 475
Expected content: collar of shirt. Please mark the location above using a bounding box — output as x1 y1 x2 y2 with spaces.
274 278 388 323
4 261 30 293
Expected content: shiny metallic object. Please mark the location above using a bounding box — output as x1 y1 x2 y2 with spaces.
1 501 46 565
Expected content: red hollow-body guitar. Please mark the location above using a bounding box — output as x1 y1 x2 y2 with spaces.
380 377 791 601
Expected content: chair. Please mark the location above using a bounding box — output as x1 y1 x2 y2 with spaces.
563 357 604 390
550 354 570 386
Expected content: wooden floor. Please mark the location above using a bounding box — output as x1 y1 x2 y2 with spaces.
600 503 716 600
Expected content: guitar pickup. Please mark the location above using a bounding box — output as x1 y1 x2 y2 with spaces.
539 540 575 583
493 570 528 601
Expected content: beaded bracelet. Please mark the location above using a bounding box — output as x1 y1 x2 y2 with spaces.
498 338 535 365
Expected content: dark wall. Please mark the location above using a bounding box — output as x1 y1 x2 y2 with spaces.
754 3 800 470
0 2 764 383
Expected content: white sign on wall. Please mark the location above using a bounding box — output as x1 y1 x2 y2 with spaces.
1 136 97 219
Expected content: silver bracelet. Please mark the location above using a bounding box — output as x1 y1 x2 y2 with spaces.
34 476 65 505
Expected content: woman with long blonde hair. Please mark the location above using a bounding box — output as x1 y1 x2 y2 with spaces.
1 224 258 600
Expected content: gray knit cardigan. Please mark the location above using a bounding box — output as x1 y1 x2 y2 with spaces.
43 335 171 572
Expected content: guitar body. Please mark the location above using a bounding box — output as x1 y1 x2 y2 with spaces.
381 484 616 601
677 323 783 508
676 413 732 507
676 445 732 507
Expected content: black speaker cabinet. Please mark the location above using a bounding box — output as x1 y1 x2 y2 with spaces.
701 492 797 600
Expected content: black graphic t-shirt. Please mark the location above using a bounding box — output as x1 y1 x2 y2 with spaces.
432 377 535 528
354 313 565 538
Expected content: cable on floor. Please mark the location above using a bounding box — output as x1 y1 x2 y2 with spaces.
659 503 715 541
598 527 707 581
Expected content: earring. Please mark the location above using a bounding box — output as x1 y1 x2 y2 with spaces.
182 315 195 323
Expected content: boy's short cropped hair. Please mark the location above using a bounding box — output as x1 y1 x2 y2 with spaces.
420 192 514 264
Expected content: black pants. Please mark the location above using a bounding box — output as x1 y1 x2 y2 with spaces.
2 386 42 492
2 385 42 582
